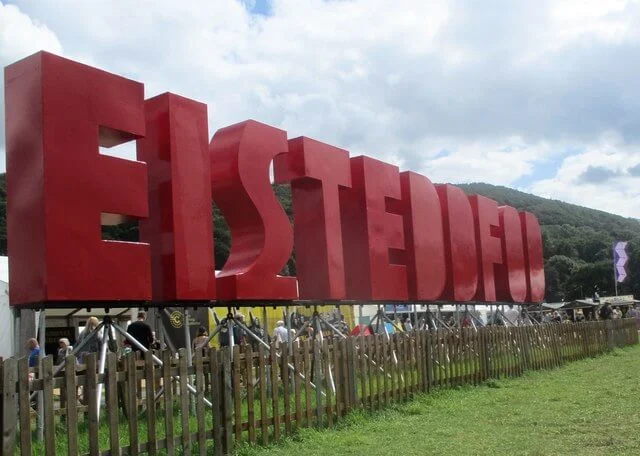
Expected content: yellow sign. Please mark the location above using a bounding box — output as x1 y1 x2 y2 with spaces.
206 305 355 348
169 310 183 328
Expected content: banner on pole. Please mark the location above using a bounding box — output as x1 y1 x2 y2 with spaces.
614 241 628 283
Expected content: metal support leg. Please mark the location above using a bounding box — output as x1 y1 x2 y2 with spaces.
31 319 108 402
311 312 335 394
233 318 323 395
497 308 516 327
292 320 311 342
374 309 403 384
37 309 45 442
184 308 193 364
318 314 390 378
286 306 292 352
112 323 213 408
96 326 110 420
201 320 224 347
227 313 235 361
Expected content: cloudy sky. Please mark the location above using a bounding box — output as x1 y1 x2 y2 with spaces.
1 0 639 218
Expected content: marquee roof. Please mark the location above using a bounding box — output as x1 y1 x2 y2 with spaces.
0 256 8 284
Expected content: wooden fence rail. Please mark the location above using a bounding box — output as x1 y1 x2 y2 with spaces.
1 319 637 455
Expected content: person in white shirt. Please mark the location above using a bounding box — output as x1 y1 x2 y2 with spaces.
504 305 520 326
273 320 289 347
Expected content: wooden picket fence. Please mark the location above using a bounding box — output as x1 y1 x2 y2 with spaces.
1 319 637 455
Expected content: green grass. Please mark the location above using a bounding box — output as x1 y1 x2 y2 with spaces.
237 345 640 456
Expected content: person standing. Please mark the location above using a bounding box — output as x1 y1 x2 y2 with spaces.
193 326 209 351
233 313 247 346
26 338 40 368
273 320 289 348
57 338 73 365
126 311 154 351
627 305 640 329
599 303 613 321
76 316 101 363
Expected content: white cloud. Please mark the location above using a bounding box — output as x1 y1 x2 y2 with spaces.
0 2 62 160
528 133 640 218
0 2 61 62
1 0 640 218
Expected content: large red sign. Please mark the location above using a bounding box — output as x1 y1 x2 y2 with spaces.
4 52 545 307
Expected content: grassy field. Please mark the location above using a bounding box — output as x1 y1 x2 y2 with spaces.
237 345 640 456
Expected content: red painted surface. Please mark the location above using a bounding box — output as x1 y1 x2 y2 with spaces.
340 156 408 301
496 206 527 302
399 172 446 300
138 93 216 301
210 120 297 300
437 184 478 301
470 195 502 302
274 137 351 299
5 52 150 305
5 52 548 307
521 211 546 302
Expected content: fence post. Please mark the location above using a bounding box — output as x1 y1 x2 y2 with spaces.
209 349 224 456
359 334 368 408
222 347 234 454
347 337 358 407
313 339 323 429
126 353 140 456
520 326 530 372
162 350 175 456
302 339 313 427
1 357 17 456
85 354 99 456
105 353 119 456
269 343 281 441
17 357 31 456
145 351 159 456
245 344 257 445
333 338 343 419
281 343 292 435
607 320 614 350
339 338 350 412
581 323 589 358
425 331 434 392
177 349 191 454
480 327 489 380
322 340 333 428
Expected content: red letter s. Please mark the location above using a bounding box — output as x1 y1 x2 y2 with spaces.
210 120 297 300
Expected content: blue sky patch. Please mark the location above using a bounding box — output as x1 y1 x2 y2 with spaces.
242 0 271 16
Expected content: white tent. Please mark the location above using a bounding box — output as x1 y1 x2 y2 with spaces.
0 256 14 359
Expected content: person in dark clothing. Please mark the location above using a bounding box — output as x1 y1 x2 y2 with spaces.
219 313 247 347
599 303 613 321
126 311 154 351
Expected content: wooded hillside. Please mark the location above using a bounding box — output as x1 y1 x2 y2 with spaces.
1 174 637 302
457 183 640 302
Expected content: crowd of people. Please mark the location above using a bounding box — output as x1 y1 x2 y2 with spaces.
25 311 158 368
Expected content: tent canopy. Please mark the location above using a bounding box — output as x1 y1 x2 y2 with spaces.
542 300 598 310
542 297 636 311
